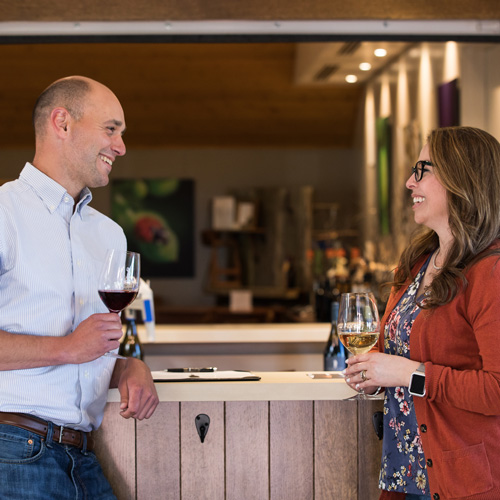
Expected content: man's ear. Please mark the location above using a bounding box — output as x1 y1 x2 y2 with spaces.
50 107 71 137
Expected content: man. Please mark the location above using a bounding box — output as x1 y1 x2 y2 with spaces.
0 76 158 499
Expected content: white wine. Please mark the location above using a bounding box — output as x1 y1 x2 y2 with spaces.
339 332 379 355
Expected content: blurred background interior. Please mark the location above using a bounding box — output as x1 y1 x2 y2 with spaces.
1 1 500 327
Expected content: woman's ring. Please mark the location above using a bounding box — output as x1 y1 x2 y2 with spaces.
361 370 367 381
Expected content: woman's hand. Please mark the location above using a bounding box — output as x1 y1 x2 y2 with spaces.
343 352 422 393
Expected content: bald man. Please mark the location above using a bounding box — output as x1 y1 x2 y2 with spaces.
0 76 158 499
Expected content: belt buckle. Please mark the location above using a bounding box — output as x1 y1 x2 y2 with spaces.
59 425 65 444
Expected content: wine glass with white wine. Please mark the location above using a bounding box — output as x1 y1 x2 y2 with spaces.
338 292 380 399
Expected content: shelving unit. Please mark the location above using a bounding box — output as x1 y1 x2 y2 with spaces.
203 188 359 309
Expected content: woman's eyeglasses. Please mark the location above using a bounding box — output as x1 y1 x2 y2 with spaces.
411 160 433 182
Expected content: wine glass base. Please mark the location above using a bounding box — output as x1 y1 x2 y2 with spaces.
344 391 381 401
103 352 128 360
345 392 366 401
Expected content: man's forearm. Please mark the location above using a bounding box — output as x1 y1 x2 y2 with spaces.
0 329 70 370
109 357 131 388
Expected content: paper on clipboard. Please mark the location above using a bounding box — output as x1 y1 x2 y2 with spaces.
152 370 261 382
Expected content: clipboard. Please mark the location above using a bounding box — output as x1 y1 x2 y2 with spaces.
152 370 261 382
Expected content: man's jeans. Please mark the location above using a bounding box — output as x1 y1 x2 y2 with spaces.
0 423 116 499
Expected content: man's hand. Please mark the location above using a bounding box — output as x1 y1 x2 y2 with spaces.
111 358 159 420
62 313 124 363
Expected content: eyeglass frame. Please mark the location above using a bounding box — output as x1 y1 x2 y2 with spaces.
411 160 433 182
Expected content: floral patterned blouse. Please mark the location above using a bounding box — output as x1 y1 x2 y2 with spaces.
378 256 431 496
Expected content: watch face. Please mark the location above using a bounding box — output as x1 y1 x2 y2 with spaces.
410 372 426 396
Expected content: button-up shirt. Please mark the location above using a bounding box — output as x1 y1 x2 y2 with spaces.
0 163 126 431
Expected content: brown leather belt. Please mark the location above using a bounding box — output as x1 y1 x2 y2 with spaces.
0 412 94 451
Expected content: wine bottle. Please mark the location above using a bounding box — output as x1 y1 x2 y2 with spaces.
118 310 143 360
323 301 346 371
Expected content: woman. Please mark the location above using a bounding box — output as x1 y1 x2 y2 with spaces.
344 126 500 500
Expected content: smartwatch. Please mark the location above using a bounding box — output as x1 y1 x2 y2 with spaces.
409 363 426 397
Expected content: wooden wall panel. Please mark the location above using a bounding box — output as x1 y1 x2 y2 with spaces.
315 400 358 500
226 401 269 500
270 400 314 500
136 402 181 500
93 403 136 500
2 0 499 21
180 401 225 500
95 398 387 500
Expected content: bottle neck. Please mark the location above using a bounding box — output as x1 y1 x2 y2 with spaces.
125 319 138 336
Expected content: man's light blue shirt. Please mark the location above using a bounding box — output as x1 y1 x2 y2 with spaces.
0 163 126 431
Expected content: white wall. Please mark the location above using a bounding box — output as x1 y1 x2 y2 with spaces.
460 43 500 135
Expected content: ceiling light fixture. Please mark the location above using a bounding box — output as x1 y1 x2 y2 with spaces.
374 48 388 57
359 62 372 71
345 74 358 83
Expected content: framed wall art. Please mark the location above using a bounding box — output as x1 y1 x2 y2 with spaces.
111 178 195 278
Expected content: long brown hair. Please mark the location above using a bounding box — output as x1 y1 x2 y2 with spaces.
390 126 500 308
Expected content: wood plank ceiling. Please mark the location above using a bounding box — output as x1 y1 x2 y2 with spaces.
2 0 499 21
0 42 363 149
1 0 499 149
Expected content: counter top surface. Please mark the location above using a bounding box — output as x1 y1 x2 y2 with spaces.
107 371 360 402
138 323 330 344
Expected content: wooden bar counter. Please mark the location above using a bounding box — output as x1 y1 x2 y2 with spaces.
94 372 383 500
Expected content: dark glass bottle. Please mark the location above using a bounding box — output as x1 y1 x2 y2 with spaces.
118 311 143 360
323 301 346 371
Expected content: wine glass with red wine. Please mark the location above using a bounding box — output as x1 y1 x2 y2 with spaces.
98 249 140 358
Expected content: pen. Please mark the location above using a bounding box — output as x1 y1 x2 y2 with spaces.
164 367 217 373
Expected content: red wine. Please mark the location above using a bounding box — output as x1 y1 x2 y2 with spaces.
98 290 138 313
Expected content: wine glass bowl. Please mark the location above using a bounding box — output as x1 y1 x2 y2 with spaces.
338 322 380 355
98 249 141 358
338 292 380 355
98 289 138 314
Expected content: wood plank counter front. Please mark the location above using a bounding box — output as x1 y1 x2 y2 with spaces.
94 372 383 500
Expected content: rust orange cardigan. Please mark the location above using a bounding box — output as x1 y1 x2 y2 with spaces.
378 246 500 500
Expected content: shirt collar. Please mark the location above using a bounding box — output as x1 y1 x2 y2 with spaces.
19 162 93 216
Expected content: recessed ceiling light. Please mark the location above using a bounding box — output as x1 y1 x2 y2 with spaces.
359 62 372 71
374 48 387 57
345 74 358 83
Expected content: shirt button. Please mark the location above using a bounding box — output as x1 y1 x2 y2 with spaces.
79 299 85 306
426 459 433 467
420 424 427 433
64 196 70 203
433 494 440 500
